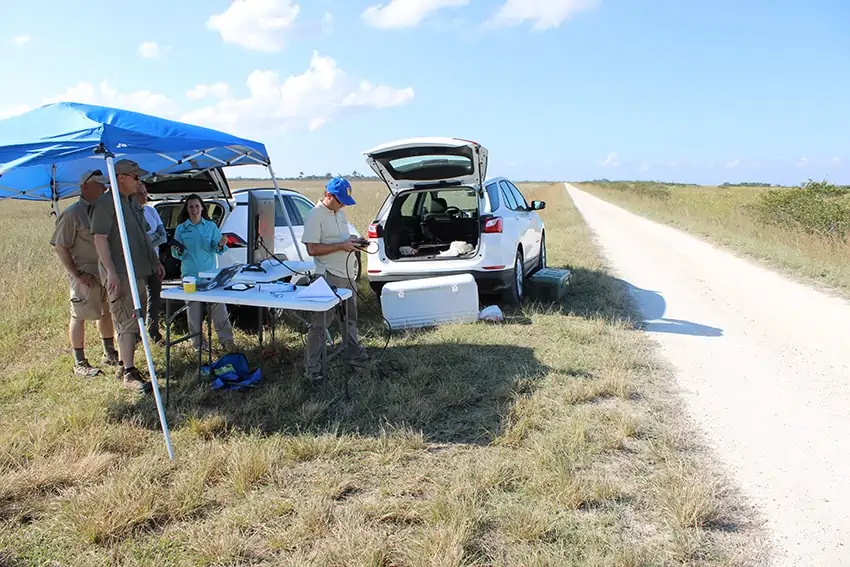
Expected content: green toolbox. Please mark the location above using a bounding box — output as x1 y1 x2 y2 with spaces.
528 268 572 304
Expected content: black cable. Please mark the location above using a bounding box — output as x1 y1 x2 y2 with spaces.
255 233 399 380
256 235 312 278
343 243 399 377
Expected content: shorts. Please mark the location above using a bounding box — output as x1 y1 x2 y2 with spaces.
69 273 108 321
106 273 148 337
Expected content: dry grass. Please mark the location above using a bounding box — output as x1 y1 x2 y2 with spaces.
576 181 850 298
0 180 768 565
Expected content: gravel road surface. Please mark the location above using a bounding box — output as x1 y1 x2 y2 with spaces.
566 183 850 567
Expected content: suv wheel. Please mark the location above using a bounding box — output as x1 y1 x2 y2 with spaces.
536 232 546 272
502 249 525 306
353 251 362 282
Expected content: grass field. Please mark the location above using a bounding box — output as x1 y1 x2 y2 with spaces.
0 181 766 566
576 180 850 298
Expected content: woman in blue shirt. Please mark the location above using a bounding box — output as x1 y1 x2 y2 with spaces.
172 194 235 351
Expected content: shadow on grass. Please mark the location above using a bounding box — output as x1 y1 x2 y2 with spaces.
107 339 549 446
555 265 723 337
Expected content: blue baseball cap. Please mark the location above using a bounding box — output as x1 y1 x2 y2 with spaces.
326 176 356 206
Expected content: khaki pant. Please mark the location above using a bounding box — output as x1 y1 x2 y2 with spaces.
305 273 364 374
69 272 109 321
186 301 234 348
107 273 148 338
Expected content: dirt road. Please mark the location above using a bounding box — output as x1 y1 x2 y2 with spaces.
565 183 850 566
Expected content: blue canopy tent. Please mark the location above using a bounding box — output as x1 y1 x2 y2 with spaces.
0 102 303 459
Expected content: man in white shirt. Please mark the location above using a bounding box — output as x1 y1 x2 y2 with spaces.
133 181 167 344
301 177 369 381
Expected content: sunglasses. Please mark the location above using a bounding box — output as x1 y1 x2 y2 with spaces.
83 170 104 184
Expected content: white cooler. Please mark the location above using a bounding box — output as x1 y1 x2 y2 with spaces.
380 274 480 331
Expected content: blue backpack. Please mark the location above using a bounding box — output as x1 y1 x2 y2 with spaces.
200 352 262 392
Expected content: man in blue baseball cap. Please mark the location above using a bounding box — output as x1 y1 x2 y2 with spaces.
300 176 368 381
326 176 357 206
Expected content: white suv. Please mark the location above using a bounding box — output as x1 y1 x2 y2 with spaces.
145 167 362 283
362 137 546 304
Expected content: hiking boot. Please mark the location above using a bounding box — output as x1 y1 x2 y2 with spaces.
122 367 152 393
101 350 120 366
73 360 103 378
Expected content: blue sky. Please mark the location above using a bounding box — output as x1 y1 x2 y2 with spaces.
1 0 848 185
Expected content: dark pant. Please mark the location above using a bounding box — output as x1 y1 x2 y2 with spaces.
145 273 162 338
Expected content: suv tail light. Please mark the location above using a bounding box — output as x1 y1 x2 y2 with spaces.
367 223 381 239
483 217 503 234
222 232 247 248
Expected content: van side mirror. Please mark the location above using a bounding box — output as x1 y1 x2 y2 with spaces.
531 200 546 211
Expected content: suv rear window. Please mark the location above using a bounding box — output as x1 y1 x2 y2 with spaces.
375 146 476 181
144 171 221 197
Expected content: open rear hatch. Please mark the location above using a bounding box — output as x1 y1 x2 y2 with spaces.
364 138 490 261
143 167 232 202
363 137 488 195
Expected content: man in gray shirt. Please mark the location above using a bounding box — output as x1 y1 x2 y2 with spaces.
90 159 164 393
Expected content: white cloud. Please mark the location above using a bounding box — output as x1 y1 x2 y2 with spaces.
180 51 414 135
487 0 599 30
185 82 231 101
2 52 411 144
207 0 300 52
321 11 334 34
138 41 168 59
796 156 809 168
0 104 31 119
44 81 179 117
12 35 30 46
3 81 179 120
601 152 620 168
362 0 469 29
726 159 741 169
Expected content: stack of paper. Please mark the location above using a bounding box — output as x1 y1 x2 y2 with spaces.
293 278 338 302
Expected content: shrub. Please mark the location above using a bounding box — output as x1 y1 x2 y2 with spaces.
745 179 850 241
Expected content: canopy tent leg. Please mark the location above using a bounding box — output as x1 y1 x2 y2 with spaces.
50 164 61 217
268 164 304 262
103 155 175 460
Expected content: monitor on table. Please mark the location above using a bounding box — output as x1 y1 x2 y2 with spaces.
246 191 276 266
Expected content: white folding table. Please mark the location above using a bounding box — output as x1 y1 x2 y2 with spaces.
160 282 352 404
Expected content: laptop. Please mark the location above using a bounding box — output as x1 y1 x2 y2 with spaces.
197 264 243 292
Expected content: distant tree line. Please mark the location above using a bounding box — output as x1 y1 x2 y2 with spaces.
720 181 775 187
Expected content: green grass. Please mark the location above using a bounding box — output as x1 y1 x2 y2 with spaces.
0 182 765 566
575 180 850 298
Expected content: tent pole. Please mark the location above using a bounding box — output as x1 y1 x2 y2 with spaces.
104 156 175 460
50 164 61 216
268 164 304 262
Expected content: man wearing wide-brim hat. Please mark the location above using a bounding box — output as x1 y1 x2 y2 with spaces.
50 168 120 377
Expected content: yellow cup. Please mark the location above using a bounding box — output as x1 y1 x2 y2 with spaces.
182 276 197 293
